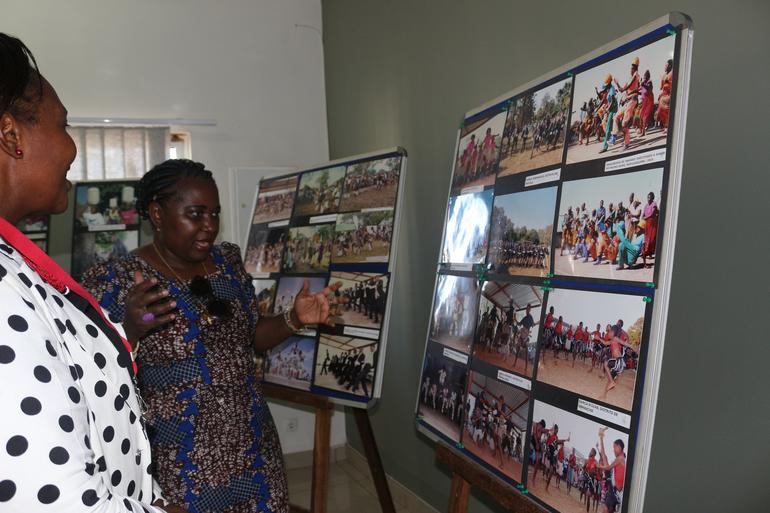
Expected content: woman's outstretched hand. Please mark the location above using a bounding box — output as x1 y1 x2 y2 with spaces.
123 271 177 345
292 279 346 327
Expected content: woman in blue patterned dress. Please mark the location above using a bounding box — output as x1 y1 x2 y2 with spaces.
83 159 341 513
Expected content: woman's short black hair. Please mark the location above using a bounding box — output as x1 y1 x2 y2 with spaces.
0 33 44 123
136 159 217 220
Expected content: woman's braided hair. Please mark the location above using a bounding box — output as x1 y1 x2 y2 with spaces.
0 33 44 123
136 159 217 223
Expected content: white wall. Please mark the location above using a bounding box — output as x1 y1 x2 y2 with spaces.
1 0 346 453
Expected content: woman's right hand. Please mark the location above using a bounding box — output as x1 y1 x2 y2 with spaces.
123 271 177 345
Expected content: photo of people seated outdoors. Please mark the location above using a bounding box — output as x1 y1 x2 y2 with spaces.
314 334 378 399
528 401 629 513
440 189 493 265
498 79 571 177
554 168 663 282
536 288 644 411
72 230 139 279
429 274 480 354
283 224 335 273
252 279 277 316
417 342 468 442
264 335 317 391
472 282 542 378
244 227 286 275
273 276 328 315
294 166 345 216
487 186 556 277
327 272 388 329
252 175 298 224
450 109 507 194
74 182 139 229
462 372 529 482
339 156 401 211
332 210 394 263
566 35 675 164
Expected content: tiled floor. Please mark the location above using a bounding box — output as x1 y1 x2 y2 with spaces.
286 459 411 513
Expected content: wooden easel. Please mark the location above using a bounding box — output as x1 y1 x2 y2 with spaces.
262 383 396 513
435 442 546 513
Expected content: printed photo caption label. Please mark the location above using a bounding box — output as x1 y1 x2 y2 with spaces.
605 148 666 173
497 369 531 390
443 347 469 364
525 168 561 187
577 398 631 429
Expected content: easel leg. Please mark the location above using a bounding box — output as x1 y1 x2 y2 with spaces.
351 407 396 513
447 473 471 513
310 406 332 513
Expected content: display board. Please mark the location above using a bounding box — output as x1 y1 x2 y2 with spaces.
245 148 407 408
415 13 692 513
17 215 51 252
71 180 141 279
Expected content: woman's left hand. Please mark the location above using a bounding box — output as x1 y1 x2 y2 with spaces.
292 279 345 327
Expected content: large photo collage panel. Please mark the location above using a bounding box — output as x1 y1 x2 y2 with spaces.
246 151 404 406
418 28 681 513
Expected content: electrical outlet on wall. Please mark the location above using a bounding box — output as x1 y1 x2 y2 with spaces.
284 418 298 433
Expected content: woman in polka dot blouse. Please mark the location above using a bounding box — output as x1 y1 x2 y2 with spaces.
0 35 188 512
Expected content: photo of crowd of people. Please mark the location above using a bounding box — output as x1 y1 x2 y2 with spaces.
332 210 394 264
327 271 388 329
498 79 572 177
314 334 378 398
417 342 468 442
429 274 480 354
244 227 286 275
252 279 277 316
440 189 493 265
294 166 346 217
536 289 644 411
264 335 317 391
273 276 328 315
554 168 662 282
16 214 49 233
487 186 556 277
451 110 507 194
72 230 139 278
74 182 139 229
339 156 401 211
472 282 542 378
528 401 629 513
283 224 335 273
566 35 675 164
252 175 298 224
463 372 529 482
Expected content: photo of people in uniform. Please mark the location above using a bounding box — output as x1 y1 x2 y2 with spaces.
528 401 629 513
264 335 317 391
417 341 468 442
440 189 493 265
429 274 480 354
314 334 378 399
451 109 507 194
487 186 556 277
327 271 389 329
339 156 401 211
252 175 298 224
472 282 542 378
244 227 286 275
498 79 571 177
566 35 675 164
536 288 644 411
332 210 394 264
283 224 335 273
294 166 346 217
462 372 529 482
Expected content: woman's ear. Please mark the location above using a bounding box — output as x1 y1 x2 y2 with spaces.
0 112 23 159
148 201 163 231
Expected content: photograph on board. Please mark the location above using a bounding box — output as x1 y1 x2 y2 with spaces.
339 156 401 212
440 189 493 265
252 279 277 316
244 227 286 275
536 288 644 411
429 274 479 354
451 109 507 194
273 275 328 314
16 214 49 233
473 282 542 378
294 166 346 217
498 79 572 177
554 167 663 282
264 335 316 391
487 186 557 277
72 230 139 278
463 371 529 483
74 182 139 229
417 341 468 442
528 401 629 513
252 175 298 224
314 334 378 399
332 210 393 264
328 271 389 330
566 34 675 164
283 224 335 273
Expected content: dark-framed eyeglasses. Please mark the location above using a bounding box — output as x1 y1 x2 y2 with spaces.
189 275 232 318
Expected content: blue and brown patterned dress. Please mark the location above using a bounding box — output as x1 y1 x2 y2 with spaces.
82 242 288 513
